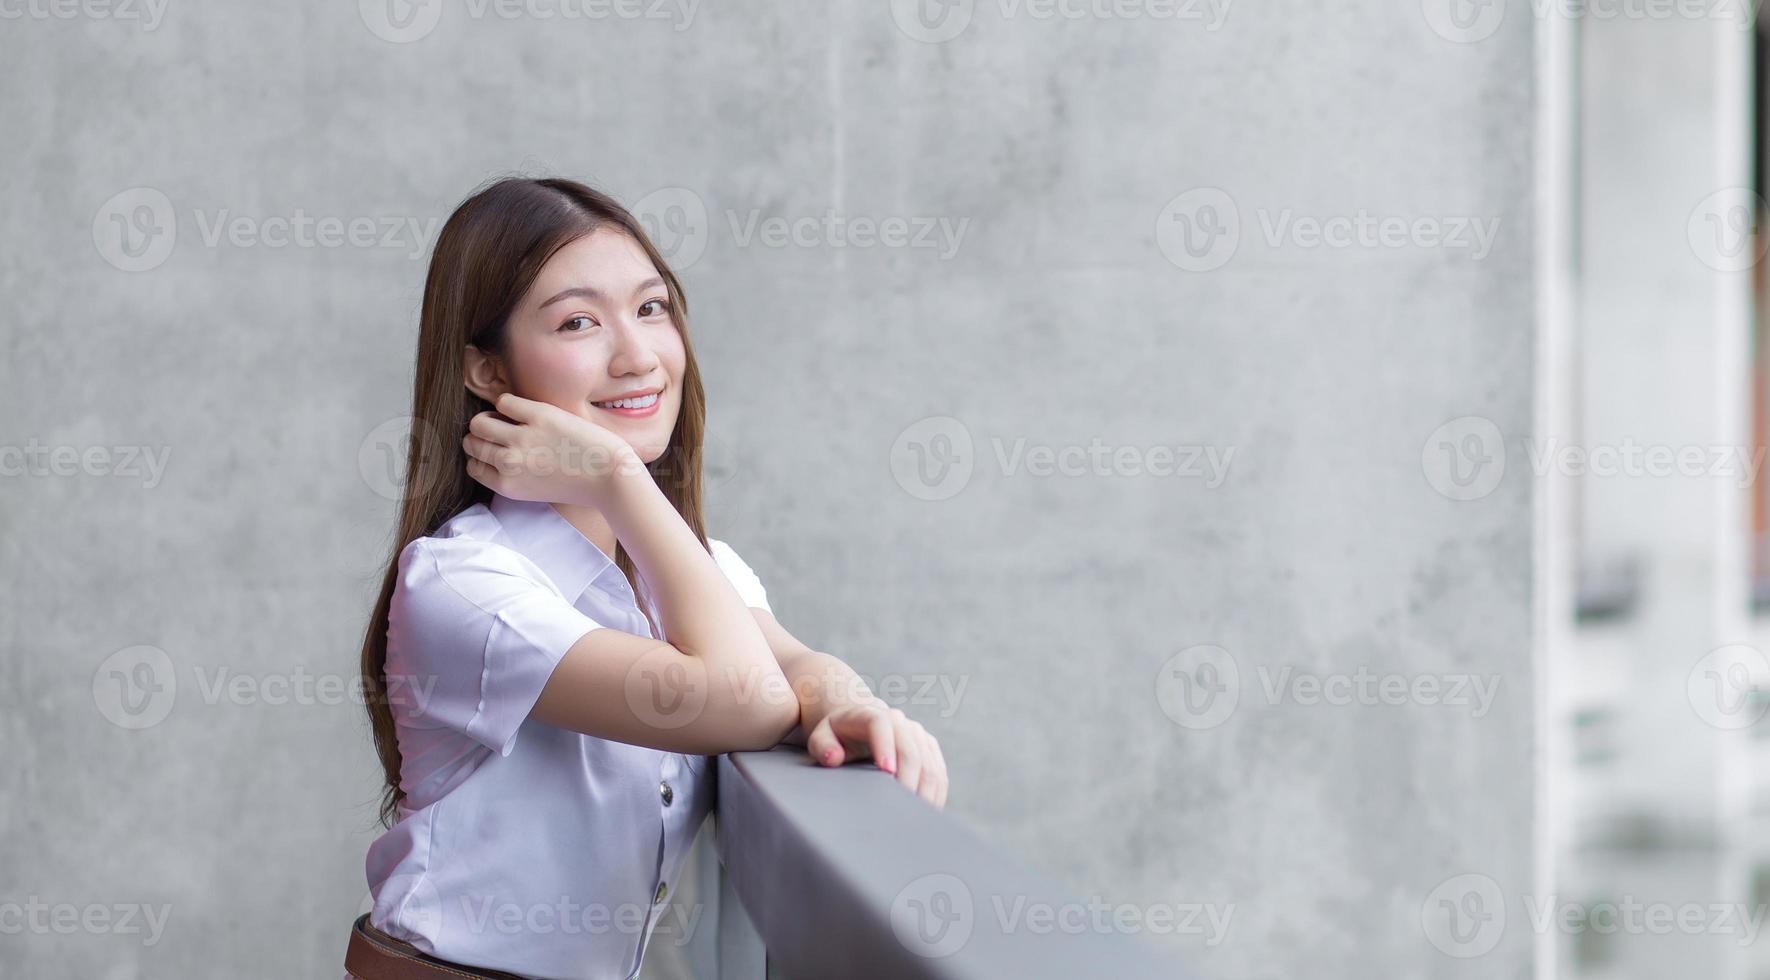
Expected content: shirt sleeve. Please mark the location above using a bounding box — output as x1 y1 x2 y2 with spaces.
385 536 604 756
708 538 772 613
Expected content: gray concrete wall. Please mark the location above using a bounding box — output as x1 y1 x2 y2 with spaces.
0 2 1539 978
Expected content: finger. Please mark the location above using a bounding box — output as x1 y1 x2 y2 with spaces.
462 433 501 464
465 455 502 492
822 709 876 761
468 411 520 445
805 716 845 767
494 392 546 422
919 729 947 809
925 731 949 809
857 711 896 775
890 715 922 794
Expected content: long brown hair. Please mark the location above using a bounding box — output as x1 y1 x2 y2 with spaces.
360 176 708 828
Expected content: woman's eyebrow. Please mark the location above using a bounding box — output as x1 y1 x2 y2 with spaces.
537 276 665 310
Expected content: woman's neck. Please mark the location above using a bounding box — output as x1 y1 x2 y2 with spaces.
551 502 620 564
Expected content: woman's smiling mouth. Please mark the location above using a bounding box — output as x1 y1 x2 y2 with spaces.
591 387 662 417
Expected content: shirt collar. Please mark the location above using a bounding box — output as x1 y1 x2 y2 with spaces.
487 493 618 604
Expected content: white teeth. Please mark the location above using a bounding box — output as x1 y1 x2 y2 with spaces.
596 392 659 410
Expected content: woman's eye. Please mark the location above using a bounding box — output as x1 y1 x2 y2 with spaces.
638 299 670 319
560 315 595 333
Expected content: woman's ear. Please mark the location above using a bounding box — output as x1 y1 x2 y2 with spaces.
463 345 508 403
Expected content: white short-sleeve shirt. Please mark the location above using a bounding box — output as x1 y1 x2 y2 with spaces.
363 492 772 980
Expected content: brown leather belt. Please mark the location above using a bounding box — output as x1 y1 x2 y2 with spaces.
344 913 531 980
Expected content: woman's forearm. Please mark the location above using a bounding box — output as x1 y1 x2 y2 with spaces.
598 460 784 688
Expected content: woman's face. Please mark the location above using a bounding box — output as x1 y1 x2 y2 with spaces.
469 227 686 464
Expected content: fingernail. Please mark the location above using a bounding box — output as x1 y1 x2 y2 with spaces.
882 758 896 775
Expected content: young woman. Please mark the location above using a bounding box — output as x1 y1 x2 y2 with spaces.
347 177 948 980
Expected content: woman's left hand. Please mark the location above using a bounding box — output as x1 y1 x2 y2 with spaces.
805 703 948 810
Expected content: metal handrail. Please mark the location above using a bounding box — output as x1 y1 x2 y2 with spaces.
713 746 1188 980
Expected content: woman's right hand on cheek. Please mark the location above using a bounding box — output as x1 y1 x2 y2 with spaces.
463 392 643 506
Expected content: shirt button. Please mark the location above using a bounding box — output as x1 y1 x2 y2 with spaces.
654 880 668 903
660 780 673 807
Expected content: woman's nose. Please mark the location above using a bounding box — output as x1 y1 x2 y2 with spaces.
606 318 662 376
